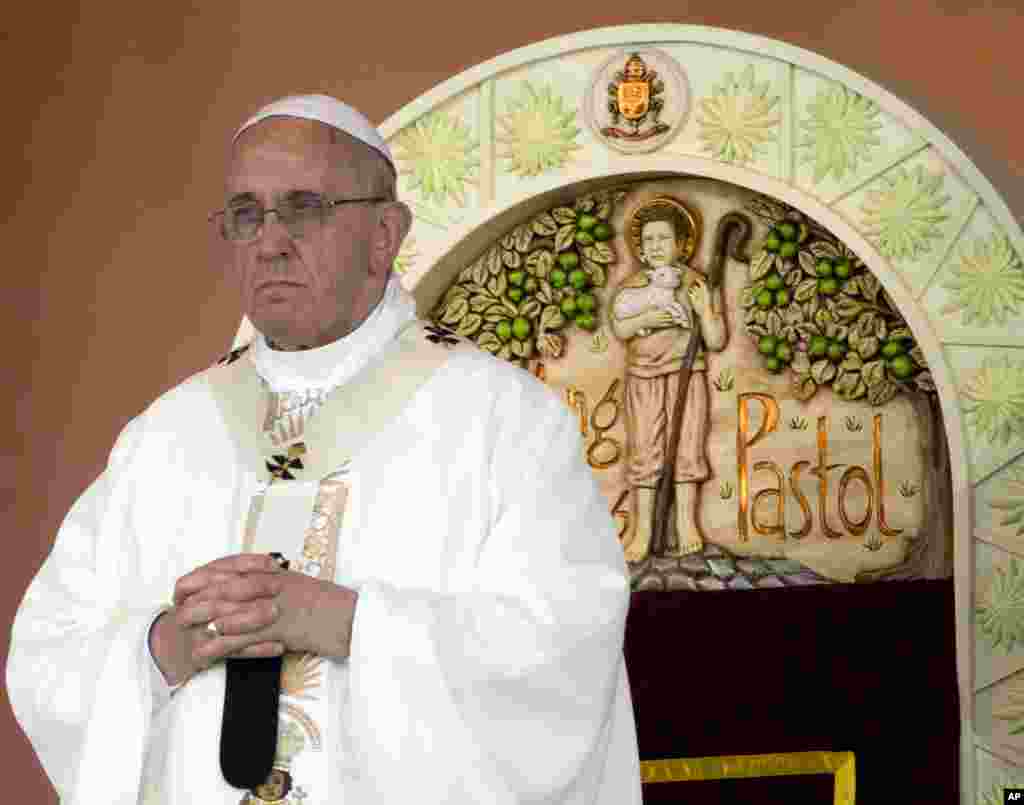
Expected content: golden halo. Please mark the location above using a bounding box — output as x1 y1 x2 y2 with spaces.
627 196 701 265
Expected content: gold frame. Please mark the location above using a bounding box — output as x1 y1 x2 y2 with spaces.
640 751 856 804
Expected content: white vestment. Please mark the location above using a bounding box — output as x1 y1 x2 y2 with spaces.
7 277 641 804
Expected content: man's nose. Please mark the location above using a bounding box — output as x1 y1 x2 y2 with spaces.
256 210 295 259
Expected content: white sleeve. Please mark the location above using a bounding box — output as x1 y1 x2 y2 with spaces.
346 386 634 803
6 416 172 800
143 607 181 713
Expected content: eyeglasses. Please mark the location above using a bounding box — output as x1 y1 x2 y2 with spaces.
209 191 390 241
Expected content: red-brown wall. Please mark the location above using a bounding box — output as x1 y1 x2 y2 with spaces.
3 2 1021 799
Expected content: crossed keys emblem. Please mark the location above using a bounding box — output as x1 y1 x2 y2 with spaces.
265 442 307 481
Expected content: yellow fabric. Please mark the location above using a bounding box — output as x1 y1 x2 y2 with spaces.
640 751 855 805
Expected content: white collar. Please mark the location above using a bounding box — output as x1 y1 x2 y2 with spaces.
249 273 418 393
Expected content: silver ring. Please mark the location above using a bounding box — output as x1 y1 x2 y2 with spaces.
206 620 220 637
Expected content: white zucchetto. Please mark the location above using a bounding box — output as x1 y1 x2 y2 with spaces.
234 93 395 173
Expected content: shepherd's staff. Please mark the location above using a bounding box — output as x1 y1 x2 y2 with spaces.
651 212 752 556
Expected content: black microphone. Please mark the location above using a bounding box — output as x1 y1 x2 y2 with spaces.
219 553 289 789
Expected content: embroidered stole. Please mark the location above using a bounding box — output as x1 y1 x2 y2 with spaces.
205 320 464 803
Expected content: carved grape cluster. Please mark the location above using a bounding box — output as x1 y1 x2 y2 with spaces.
741 196 935 405
433 190 625 363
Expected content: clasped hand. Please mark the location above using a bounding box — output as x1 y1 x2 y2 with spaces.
156 554 356 682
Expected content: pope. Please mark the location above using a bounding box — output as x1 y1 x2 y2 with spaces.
7 95 641 804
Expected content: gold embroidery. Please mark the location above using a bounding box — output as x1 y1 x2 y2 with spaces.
281 653 323 700
296 478 347 579
282 702 323 750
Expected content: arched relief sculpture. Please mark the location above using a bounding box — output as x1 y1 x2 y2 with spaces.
430 176 953 592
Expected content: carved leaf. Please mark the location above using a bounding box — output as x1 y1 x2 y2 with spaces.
840 352 864 372
470 294 495 313
835 297 864 322
868 380 899 406
586 260 607 288
889 326 912 340
795 278 819 303
471 259 489 286
537 280 554 304
442 296 469 325
809 241 840 260
793 373 818 401
482 247 501 277
498 345 513 361
540 305 565 332
555 223 577 253
794 250 819 278
552 206 578 224
487 272 507 298
811 359 837 384
484 306 508 323
749 251 774 281
862 359 886 388
513 224 534 253
520 298 542 319
834 372 860 398
595 198 613 220
532 212 558 237
527 249 554 279
796 323 821 340
582 242 615 264
856 311 876 337
766 311 783 337
456 313 482 337
858 336 880 360
501 297 518 317
574 195 595 213
860 273 881 303
502 249 522 269
477 331 502 353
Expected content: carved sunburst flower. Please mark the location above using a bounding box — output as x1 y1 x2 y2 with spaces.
799 84 883 183
994 676 1024 736
961 355 1024 446
497 81 581 177
860 165 950 261
281 653 323 700
941 233 1024 326
991 464 1024 538
697 64 781 165
978 557 1024 653
392 111 479 206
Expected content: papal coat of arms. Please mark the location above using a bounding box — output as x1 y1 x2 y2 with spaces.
586 48 689 155
603 53 669 141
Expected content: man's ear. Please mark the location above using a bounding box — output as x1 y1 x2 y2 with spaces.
372 201 413 276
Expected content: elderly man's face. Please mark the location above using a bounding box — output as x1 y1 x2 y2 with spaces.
226 118 407 349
